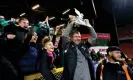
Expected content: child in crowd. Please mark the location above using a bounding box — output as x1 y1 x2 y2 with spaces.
38 37 56 80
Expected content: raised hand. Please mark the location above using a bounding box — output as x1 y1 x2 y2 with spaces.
0 16 4 19
11 18 16 21
54 26 61 35
84 19 92 27
69 15 76 24
7 34 16 39
56 26 60 31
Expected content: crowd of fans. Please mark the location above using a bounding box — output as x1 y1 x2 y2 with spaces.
0 10 133 80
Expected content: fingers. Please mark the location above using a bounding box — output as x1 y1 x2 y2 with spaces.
7 34 16 39
11 18 16 21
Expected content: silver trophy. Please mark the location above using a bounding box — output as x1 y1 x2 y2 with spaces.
74 8 86 26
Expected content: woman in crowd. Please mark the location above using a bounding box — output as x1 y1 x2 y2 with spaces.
19 32 38 77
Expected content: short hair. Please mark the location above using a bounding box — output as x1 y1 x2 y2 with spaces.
69 29 80 37
42 37 51 46
106 46 121 55
18 18 28 23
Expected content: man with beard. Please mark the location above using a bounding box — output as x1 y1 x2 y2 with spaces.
96 46 133 80
62 14 97 80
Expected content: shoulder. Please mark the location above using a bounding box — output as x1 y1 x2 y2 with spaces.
4 24 15 31
16 26 28 32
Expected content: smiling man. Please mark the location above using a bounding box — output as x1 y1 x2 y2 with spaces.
96 46 133 80
62 14 97 80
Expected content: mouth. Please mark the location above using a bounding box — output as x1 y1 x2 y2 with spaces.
50 47 54 50
34 38 37 40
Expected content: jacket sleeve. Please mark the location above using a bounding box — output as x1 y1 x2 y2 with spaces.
62 22 73 47
87 27 97 45
0 18 15 27
52 35 56 45
20 32 32 57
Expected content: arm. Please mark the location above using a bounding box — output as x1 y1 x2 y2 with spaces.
62 15 75 47
87 27 97 45
46 16 50 27
52 26 61 44
0 17 16 27
61 22 73 47
19 32 32 57
85 19 97 45
52 35 56 45
62 22 73 37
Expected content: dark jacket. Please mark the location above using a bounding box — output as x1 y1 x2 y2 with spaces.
0 37 18 80
63 41 95 80
3 24 28 65
38 49 56 80
0 30 31 80
0 55 18 80
96 59 133 80
52 35 64 67
19 43 38 75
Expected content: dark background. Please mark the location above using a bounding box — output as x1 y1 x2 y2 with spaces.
0 0 133 46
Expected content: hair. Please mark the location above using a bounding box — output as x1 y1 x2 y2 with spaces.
42 37 51 46
106 46 121 56
18 18 28 23
69 29 80 38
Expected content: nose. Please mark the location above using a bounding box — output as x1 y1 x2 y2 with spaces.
118 53 121 57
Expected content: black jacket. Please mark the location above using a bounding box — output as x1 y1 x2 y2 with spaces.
3 24 28 65
63 41 95 80
0 27 31 80
96 59 133 80
38 49 56 80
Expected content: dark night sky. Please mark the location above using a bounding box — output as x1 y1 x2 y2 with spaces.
0 0 133 27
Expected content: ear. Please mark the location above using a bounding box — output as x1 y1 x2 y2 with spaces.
44 45 47 50
109 52 112 56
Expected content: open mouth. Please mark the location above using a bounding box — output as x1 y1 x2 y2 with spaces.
51 47 54 50
34 38 37 41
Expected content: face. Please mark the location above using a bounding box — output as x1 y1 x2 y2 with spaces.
44 41 54 52
109 51 121 61
30 32 38 43
71 32 81 45
19 20 29 29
